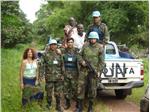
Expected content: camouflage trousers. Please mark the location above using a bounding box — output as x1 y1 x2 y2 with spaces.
64 71 78 100
77 71 97 102
45 81 63 103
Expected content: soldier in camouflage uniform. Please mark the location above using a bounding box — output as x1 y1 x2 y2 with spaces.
61 38 80 110
76 31 104 112
86 11 109 43
41 39 63 112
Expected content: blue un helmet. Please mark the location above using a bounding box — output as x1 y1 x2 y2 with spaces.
88 31 99 40
48 39 57 45
92 11 101 17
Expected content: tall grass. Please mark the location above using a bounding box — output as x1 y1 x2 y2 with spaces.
2 46 25 112
1 44 48 112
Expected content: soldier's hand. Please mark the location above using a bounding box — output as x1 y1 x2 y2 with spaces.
61 76 64 81
81 61 86 67
56 49 62 55
35 80 39 86
97 72 101 78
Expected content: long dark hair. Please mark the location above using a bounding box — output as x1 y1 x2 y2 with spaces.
23 48 36 60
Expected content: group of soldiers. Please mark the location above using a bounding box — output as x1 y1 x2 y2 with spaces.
39 10 109 112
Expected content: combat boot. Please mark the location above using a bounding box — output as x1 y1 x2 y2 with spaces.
56 96 63 112
87 101 93 112
64 97 70 110
76 99 83 112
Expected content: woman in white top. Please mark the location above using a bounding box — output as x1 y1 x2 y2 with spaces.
19 48 43 106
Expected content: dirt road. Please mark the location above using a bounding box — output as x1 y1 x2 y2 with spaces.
97 90 140 112
63 90 140 112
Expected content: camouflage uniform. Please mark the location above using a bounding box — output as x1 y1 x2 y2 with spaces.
86 22 110 42
77 42 104 111
41 50 63 109
62 47 80 109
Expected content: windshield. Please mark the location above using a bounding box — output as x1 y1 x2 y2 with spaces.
106 44 116 54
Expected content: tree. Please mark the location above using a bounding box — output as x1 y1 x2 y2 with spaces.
33 1 148 48
1 1 32 48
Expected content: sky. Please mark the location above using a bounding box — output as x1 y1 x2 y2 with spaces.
19 0 47 23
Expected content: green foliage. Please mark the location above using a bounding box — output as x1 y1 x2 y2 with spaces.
1 1 33 48
2 47 24 111
33 1 82 43
33 1 148 48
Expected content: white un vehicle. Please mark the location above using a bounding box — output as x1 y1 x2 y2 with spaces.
98 41 144 99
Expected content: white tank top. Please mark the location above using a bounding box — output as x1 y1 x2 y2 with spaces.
24 61 37 78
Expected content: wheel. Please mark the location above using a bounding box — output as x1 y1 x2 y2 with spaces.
115 89 127 99
140 97 149 112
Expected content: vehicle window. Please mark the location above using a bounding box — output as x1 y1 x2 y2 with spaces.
106 44 116 54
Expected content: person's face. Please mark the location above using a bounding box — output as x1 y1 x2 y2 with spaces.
77 25 84 33
93 16 100 24
67 40 74 48
27 49 33 58
69 20 76 27
89 38 97 44
49 44 57 51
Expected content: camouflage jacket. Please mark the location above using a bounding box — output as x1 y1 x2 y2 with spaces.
41 50 63 82
86 22 110 42
79 42 104 73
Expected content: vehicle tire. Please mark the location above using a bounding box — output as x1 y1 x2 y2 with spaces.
115 89 127 99
140 97 149 112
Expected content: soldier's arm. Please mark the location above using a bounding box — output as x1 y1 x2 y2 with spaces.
103 24 110 42
40 54 44 66
35 60 40 84
98 46 105 73
75 48 82 70
78 44 88 66
39 53 47 77
61 55 65 75
60 48 66 73
36 60 39 80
